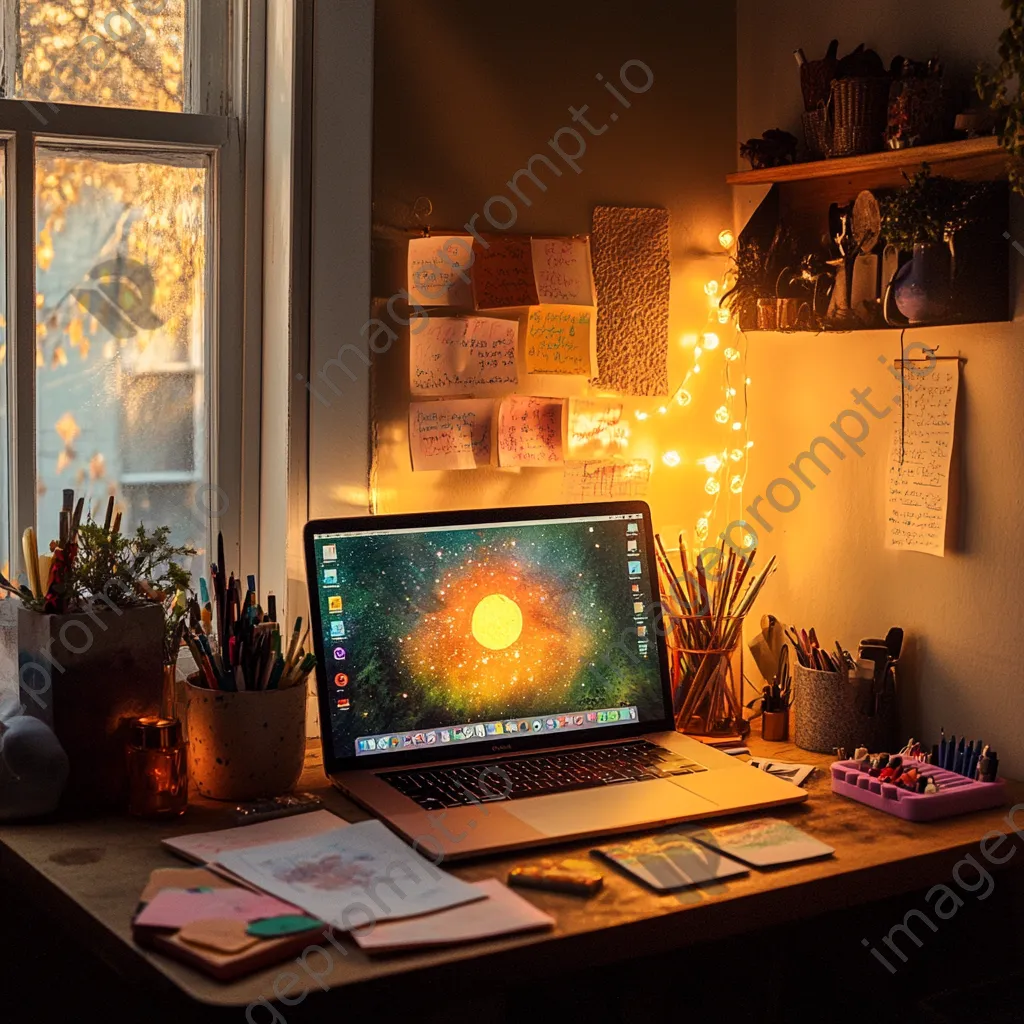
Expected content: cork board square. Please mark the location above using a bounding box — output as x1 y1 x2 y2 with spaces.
591 206 670 397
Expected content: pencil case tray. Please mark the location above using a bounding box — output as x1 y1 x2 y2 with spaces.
831 759 1006 822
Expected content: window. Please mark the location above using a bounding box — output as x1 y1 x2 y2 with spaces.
0 0 251 579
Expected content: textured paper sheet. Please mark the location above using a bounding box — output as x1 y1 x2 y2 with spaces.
497 396 565 467
410 399 493 471
590 206 670 396
525 306 594 375
410 316 518 395
885 362 959 556
408 236 475 307
531 237 595 305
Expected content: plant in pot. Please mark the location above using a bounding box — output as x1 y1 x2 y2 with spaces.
7 497 196 812
879 165 995 324
976 0 1024 197
720 227 798 331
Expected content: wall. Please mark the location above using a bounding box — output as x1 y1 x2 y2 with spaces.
368 0 743 551
737 0 1024 774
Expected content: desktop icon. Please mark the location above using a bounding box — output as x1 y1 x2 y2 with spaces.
631 584 640 594
633 601 644 615
323 568 338 585
637 625 647 637
628 708 637 719
334 673 348 687
574 715 584 726
493 722 504 735
608 710 620 722
336 698 350 711
586 712 598 723
403 735 414 747
376 737 389 750
628 560 642 576
330 621 346 639
627 523 639 535
453 727 465 740
598 711 608 723
474 724 486 738
485 723 498 735
328 595 343 613
390 736 400 748
440 730 451 742
532 720 543 732
333 647 346 661
426 732 437 744
322 544 337 561
627 540 638 553
546 719 556 731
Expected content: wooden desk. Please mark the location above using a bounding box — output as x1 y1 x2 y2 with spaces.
2 738 1023 1021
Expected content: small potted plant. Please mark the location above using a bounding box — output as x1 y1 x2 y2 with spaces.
721 228 797 331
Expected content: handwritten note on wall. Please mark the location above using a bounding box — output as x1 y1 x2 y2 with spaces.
497 396 565 467
563 459 652 500
525 306 594 375
410 317 519 396
410 400 493 471
885 362 960 557
472 236 539 310
408 236 474 308
532 238 595 306
567 398 625 459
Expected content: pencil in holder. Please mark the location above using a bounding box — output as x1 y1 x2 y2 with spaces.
793 662 898 755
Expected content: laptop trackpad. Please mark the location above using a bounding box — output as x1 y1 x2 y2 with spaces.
503 780 718 837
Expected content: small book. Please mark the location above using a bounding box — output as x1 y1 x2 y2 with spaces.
592 832 749 892
681 817 834 868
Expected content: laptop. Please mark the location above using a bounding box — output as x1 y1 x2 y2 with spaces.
304 501 806 861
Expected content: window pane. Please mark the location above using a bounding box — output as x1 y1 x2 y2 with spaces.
35 147 209 567
0 151 8 581
16 1 188 113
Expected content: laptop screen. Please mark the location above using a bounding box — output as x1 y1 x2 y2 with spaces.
306 504 671 768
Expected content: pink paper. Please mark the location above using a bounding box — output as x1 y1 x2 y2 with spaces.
134 888 300 929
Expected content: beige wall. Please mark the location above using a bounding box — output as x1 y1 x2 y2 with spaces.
369 0 745 554
737 0 1024 773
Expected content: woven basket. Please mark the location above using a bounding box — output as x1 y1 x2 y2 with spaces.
802 108 830 160
793 662 898 754
828 77 890 157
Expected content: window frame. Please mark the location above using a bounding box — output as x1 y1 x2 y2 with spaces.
0 0 263 576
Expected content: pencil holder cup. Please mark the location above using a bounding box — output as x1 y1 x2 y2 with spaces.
793 663 898 755
185 678 306 801
761 710 789 743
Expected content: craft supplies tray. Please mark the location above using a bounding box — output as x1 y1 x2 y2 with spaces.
830 760 1006 822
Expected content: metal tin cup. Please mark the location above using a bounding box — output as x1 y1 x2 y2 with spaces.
185 679 307 801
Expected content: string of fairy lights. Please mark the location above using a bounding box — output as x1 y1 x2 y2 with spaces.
637 228 752 548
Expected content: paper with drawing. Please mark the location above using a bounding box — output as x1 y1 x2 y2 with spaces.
215 820 483 930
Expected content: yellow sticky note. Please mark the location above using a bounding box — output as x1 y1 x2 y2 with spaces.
525 306 594 376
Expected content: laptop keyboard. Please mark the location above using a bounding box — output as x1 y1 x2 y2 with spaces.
377 740 707 811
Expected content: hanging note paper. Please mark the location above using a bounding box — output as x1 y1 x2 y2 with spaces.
563 459 651 500
410 316 519 396
497 396 564 467
472 236 539 310
408 236 474 308
409 400 493 472
525 306 594 376
532 238 595 306
567 399 625 459
885 361 960 557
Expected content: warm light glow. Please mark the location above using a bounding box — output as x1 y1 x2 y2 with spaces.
705 478 721 496
746 440 754 449
717 308 732 324
677 390 692 407
699 455 723 473
695 518 710 542
702 333 720 350
730 449 744 462
718 229 735 249
730 475 744 494
658 406 668 415
724 348 740 362
732 422 743 431
471 594 524 651
745 377 752 385
704 280 719 297
693 346 703 359
714 406 730 424
693 364 701 373
635 410 649 421
725 386 736 397
662 450 682 468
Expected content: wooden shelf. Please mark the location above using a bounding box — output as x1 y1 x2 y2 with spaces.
727 136 1007 187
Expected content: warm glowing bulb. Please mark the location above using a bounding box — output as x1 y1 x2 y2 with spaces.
717 308 731 324
677 390 692 407
745 377 752 385
635 411 649 421
724 348 740 362
725 386 736 397
730 449 744 462
714 406 729 424
658 406 667 415
705 478 721 496
700 455 723 473
662 450 681 467
732 422 743 431
693 346 703 359
730 475 744 494
695 517 710 542
693 364 701 374
681 332 699 348
746 440 754 449
719 229 735 249
703 333 720 351
744 533 755 547
704 280 719 297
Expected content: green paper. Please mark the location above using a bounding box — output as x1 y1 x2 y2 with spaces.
247 915 322 938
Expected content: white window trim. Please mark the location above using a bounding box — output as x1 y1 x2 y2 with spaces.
0 0 266 574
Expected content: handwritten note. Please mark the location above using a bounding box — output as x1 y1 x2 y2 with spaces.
563 459 651 500
497 396 565 467
472 236 539 310
525 306 594 375
567 398 625 459
410 316 519 395
532 238 595 305
885 363 960 556
410 400 493 472
408 236 474 307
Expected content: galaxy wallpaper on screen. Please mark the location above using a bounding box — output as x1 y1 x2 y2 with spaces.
314 519 664 757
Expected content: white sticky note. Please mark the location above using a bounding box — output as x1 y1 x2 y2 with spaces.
408 236 475 307
409 400 494 471
410 316 519 395
531 237 595 306
497 396 565 467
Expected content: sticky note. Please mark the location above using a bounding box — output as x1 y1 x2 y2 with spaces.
472 236 539 309
246 915 323 938
566 398 625 458
410 400 493 471
531 238 595 305
410 316 518 395
178 918 261 955
134 888 301 929
408 235 474 307
497 396 565 467
525 306 594 376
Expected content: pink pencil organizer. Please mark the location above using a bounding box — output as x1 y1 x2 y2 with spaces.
831 759 1006 822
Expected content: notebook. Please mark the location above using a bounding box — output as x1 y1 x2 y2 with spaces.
592 831 749 891
682 817 834 868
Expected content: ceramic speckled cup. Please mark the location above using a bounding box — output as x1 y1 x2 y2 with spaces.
185 679 306 801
